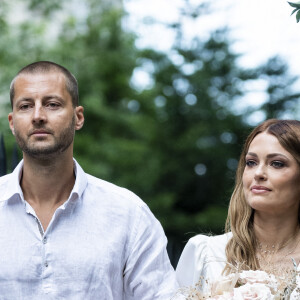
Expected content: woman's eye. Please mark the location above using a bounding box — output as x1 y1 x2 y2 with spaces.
271 161 285 168
245 160 256 167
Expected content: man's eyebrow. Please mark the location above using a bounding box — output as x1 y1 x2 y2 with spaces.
14 95 65 105
43 95 65 102
15 97 34 103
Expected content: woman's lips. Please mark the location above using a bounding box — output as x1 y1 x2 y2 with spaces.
251 185 271 194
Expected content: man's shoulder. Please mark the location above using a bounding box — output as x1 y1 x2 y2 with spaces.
84 173 145 208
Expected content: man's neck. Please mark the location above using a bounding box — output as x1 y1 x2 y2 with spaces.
21 150 76 230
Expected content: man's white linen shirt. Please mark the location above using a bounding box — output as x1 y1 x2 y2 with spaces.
0 159 177 299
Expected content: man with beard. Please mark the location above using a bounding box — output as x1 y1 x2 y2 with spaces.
0 61 177 299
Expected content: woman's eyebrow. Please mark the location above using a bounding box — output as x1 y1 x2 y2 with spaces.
246 152 288 159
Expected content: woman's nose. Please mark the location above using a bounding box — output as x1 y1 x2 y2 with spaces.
254 164 267 181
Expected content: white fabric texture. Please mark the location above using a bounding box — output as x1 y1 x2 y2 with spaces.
0 159 177 300
176 233 232 289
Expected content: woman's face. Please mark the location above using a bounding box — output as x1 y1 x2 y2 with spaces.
242 132 300 215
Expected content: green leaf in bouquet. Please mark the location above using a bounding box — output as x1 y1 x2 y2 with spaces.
296 9 300 22
288 1 300 8
288 2 300 22
291 7 299 15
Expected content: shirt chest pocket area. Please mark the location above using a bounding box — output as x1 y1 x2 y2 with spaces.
48 235 125 283
0 235 43 281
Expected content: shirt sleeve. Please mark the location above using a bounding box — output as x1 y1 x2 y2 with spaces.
123 203 178 299
175 235 209 287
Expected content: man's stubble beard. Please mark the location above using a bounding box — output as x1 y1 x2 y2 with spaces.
14 114 76 159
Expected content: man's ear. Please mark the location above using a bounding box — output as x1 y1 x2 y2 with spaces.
75 106 84 131
8 113 15 135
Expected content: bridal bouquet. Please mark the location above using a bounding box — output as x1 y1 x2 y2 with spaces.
173 269 300 300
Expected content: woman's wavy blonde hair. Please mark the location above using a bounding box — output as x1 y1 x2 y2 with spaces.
223 119 300 274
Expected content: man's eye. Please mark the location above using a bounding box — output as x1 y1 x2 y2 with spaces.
19 104 30 110
47 102 60 108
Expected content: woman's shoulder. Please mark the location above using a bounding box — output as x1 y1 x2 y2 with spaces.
186 232 232 249
176 233 232 287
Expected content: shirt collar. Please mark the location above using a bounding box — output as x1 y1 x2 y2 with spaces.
0 160 24 202
1 158 88 204
70 158 88 201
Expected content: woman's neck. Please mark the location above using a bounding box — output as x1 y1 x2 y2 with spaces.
253 211 299 247
253 211 300 274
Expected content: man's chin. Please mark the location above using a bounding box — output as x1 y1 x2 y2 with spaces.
22 145 67 159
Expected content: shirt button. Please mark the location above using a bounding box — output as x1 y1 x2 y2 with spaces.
43 237 47 244
45 262 48 268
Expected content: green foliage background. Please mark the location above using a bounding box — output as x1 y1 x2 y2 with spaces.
0 0 299 265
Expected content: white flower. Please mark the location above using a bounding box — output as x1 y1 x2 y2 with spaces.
210 292 234 300
234 283 275 300
211 273 239 295
239 270 278 293
239 270 274 284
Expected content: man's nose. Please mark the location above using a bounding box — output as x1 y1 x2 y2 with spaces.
32 105 46 124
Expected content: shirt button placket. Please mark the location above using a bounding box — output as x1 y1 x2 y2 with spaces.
42 236 49 269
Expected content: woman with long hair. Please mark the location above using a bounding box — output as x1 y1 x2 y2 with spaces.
176 119 300 291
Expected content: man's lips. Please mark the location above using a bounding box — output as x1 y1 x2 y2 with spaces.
29 129 52 136
250 185 271 193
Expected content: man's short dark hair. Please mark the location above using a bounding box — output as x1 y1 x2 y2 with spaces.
10 61 79 108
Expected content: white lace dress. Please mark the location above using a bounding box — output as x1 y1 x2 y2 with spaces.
176 233 232 289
